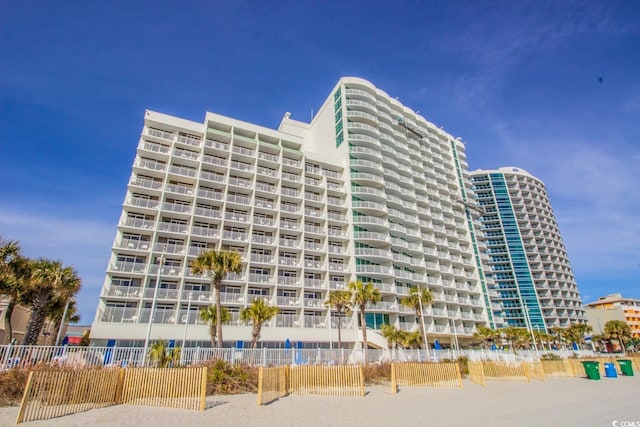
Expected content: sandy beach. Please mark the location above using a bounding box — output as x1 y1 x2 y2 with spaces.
1 376 638 426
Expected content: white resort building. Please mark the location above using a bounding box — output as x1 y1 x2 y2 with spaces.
91 77 581 349
470 167 586 332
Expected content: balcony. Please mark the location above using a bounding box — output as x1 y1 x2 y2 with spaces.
252 235 275 245
146 128 174 141
106 285 142 298
250 254 274 264
276 296 300 306
222 231 248 242
176 135 201 147
249 273 273 283
303 315 326 328
157 222 188 234
277 276 300 287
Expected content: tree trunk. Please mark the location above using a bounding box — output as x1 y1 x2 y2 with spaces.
337 312 342 349
23 294 48 345
2 300 15 344
214 281 223 348
209 324 216 347
359 304 367 351
49 318 63 345
251 323 261 349
415 308 425 350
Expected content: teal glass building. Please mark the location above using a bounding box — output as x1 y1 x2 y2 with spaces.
470 168 586 331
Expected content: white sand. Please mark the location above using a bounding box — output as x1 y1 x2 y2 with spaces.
2 376 638 426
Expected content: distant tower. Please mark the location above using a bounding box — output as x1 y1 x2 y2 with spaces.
470 167 586 331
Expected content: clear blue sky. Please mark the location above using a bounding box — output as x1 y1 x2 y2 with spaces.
1 1 639 324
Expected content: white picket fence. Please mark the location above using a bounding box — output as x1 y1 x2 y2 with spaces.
0 345 602 370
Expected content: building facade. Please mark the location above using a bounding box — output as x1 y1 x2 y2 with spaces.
470 167 586 332
90 77 495 348
585 294 640 339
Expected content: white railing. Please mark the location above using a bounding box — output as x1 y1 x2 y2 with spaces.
0 345 605 369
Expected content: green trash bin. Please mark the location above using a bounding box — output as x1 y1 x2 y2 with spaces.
581 361 601 380
617 360 634 376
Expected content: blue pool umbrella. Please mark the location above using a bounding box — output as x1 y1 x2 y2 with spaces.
491 343 497 350
285 338 291 349
572 342 579 350
434 339 442 350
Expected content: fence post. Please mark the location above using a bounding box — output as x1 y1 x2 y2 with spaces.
390 363 397 394
257 367 264 406
15 371 34 424
200 367 208 411
359 365 365 397
114 368 126 404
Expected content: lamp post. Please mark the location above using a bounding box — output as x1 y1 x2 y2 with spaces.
56 297 74 345
522 304 539 357
143 246 166 364
417 285 430 361
328 296 333 350
180 292 193 365
450 317 460 356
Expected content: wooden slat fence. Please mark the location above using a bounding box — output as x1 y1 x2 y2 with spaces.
482 361 529 382
257 366 288 406
16 369 121 424
120 367 207 411
540 360 573 377
289 365 364 397
16 367 207 424
390 362 462 393
467 361 485 386
523 361 545 381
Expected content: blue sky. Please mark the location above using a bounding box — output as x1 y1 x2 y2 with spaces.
1 1 639 323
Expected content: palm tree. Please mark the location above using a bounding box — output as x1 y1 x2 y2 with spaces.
325 290 352 349
348 280 381 351
148 340 181 367
400 286 432 349
604 320 632 353
240 298 279 348
21 259 68 345
533 330 554 351
380 324 404 349
401 330 423 349
565 323 593 349
199 305 232 347
46 297 80 345
191 250 242 347
551 326 569 349
0 238 27 344
474 325 499 349
501 326 530 353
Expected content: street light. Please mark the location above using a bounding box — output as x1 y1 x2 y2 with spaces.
417 285 430 360
180 292 193 365
522 304 539 357
143 245 166 364
56 297 74 345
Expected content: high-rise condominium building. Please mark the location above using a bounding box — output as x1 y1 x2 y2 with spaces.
470 167 586 332
90 77 493 348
